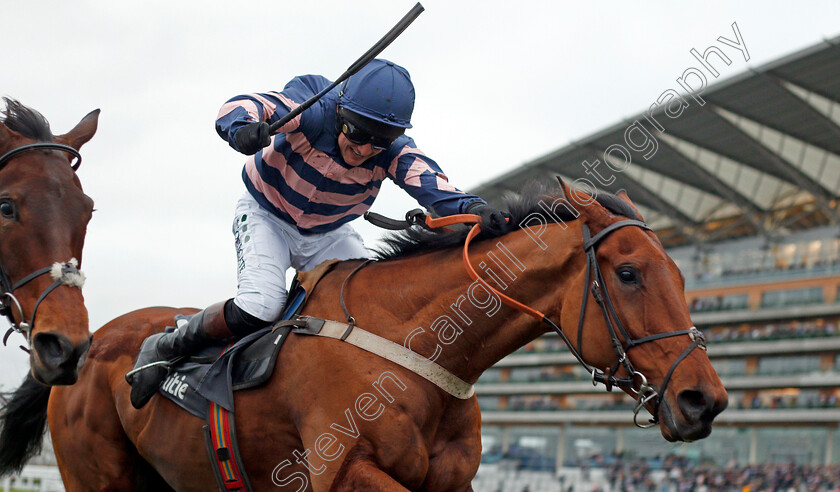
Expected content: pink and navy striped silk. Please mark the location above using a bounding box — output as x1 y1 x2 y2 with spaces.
216 75 482 234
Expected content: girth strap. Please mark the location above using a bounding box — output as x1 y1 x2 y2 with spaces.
284 316 475 399
203 343 253 492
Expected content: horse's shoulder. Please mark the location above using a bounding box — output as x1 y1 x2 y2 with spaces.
299 259 366 308
96 306 197 335
88 306 198 362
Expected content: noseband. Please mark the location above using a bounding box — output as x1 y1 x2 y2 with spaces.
0 142 86 350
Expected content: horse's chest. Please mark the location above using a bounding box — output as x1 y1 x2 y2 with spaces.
421 409 483 490
423 434 482 491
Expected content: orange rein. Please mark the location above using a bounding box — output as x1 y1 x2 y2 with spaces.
422 213 546 321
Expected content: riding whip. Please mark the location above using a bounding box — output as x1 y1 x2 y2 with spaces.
267 2 425 135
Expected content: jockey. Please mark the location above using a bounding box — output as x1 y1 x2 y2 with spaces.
126 59 507 408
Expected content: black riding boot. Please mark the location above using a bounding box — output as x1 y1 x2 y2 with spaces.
126 301 233 409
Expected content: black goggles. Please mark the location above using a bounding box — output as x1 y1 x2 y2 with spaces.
340 119 399 150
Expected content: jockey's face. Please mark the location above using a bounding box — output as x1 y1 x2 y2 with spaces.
338 133 383 166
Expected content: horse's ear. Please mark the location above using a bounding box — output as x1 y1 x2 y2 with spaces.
0 122 13 145
55 109 100 151
555 176 571 201
0 122 23 155
616 189 645 221
556 175 586 213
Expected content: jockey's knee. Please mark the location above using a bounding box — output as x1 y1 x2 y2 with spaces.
225 296 282 337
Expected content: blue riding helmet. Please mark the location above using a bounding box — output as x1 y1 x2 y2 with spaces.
338 59 415 130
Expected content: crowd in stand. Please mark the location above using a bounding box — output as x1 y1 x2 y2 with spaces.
604 454 840 492
690 248 840 284
704 320 837 343
518 337 569 353
482 317 840 414
689 295 750 313
499 392 840 413
727 392 839 411
477 452 840 491
512 320 840 355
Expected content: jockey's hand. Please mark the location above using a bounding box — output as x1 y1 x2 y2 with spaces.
234 121 271 155
467 203 510 235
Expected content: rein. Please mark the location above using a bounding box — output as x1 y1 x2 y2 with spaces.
363 209 707 428
0 142 86 351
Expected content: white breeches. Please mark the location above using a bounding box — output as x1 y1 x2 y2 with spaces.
231 193 369 322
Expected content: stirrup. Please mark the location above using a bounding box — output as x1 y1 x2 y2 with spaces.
125 356 182 381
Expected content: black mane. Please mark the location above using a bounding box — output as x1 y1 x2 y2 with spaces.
1 98 52 142
373 180 640 261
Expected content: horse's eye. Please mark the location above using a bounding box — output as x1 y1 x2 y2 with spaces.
0 200 15 220
617 268 638 284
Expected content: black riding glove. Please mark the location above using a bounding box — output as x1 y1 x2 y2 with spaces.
234 121 271 155
467 202 509 235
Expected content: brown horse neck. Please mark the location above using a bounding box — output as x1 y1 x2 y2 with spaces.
344 223 584 385
442 225 585 383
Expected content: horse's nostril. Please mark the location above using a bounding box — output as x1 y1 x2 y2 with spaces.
32 332 75 369
677 389 710 421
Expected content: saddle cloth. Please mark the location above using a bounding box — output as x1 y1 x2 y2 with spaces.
157 300 297 418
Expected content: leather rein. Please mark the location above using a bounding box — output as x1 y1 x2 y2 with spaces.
0 142 86 351
362 209 706 428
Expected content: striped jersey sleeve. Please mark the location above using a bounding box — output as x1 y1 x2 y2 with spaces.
387 139 483 217
215 75 331 154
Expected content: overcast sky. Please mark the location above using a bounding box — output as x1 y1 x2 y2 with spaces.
2 0 840 389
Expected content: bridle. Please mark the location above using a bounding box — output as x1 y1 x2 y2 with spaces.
566 220 707 427
0 142 86 351
362 208 707 428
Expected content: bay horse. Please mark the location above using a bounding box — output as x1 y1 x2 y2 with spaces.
0 98 97 475
0 98 98 385
3 179 727 491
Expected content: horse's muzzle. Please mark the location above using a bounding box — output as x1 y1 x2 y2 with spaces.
660 386 728 442
31 331 92 385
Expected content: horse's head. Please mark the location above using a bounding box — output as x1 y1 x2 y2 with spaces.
0 99 99 385
550 179 727 442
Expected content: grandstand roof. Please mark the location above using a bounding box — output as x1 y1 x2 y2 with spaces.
470 36 840 248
